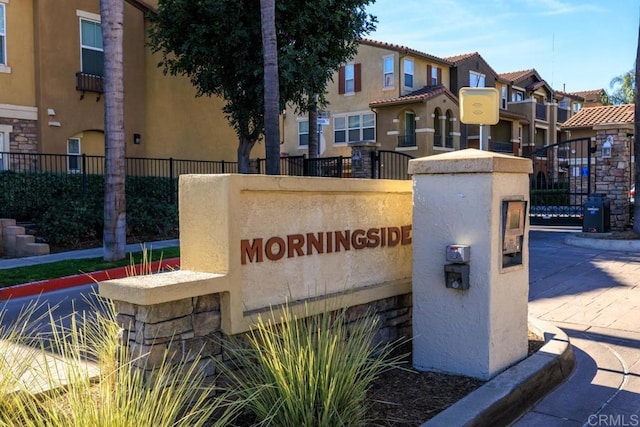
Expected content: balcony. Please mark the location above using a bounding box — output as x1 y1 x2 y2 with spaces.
489 140 514 154
535 103 547 121
557 108 569 123
397 134 416 148
76 72 104 94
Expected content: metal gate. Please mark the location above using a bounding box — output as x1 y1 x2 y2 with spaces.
372 150 414 180
525 137 595 226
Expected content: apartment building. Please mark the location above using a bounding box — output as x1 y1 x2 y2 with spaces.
282 40 585 162
281 39 459 160
0 0 243 173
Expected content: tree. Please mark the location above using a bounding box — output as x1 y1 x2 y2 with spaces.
149 0 376 171
283 0 377 159
605 66 636 105
634 23 639 233
260 0 280 175
101 0 126 261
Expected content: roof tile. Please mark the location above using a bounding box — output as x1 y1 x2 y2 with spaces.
562 104 635 128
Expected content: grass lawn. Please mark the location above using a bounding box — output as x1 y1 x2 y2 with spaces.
0 246 180 288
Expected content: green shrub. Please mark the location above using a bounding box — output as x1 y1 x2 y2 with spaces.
0 171 178 245
221 304 405 427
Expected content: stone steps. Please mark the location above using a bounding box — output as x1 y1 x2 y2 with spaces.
0 218 50 258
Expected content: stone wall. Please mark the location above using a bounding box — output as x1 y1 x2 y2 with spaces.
594 124 634 231
113 292 412 382
0 118 38 154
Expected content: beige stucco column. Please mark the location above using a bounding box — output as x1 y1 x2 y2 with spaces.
408 149 533 380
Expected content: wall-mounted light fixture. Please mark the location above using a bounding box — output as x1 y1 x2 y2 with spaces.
133 133 141 144
602 135 613 159
352 150 362 169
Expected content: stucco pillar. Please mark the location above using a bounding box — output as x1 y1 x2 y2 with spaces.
349 141 380 178
593 123 634 231
408 149 533 380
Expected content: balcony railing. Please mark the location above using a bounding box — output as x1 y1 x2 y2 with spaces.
76 72 104 94
557 108 569 123
397 134 416 148
445 136 453 148
535 103 547 121
489 141 514 154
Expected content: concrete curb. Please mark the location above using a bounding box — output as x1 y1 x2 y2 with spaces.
423 317 575 427
565 234 640 251
0 258 180 300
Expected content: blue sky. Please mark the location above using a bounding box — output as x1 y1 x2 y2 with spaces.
365 0 638 93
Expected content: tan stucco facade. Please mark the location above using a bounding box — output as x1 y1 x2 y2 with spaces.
281 42 454 159
1 0 246 164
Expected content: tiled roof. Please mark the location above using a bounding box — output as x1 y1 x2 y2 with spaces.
359 39 451 65
554 90 585 101
444 52 501 79
444 52 478 65
562 104 635 128
369 84 458 107
499 69 536 83
570 89 605 98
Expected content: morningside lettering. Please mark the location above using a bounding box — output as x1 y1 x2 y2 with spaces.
240 225 412 264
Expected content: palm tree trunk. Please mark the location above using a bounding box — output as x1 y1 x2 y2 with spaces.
633 22 639 233
260 0 280 175
101 0 126 261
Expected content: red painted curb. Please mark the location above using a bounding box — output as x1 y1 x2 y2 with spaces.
0 258 181 300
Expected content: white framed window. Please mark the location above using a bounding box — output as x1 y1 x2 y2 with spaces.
298 120 309 147
572 102 582 113
430 67 439 85
80 17 103 76
469 71 485 87
334 112 375 144
67 138 81 173
383 56 394 88
404 59 414 88
512 90 524 102
345 63 355 94
0 124 11 171
0 3 6 67
501 86 507 109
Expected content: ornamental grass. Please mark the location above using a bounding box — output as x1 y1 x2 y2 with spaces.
221 303 406 427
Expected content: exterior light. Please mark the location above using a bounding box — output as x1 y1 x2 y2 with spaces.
602 136 613 159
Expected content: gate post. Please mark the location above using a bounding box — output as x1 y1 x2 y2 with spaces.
409 149 532 380
349 141 379 178
593 123 634 231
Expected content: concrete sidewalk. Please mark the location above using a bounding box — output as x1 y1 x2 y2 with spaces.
514 227 640 426
0 239 179 270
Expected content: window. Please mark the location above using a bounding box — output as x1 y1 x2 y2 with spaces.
501 86 507 109
383 56 394 88
0 125 10 171
334 112 375 144
338 63 360 94
345 64 355 94
80 18 103 76
433 108 442 147
67 138 81 172
0 4 6 66
428 65 440 85
572 102 582 113
512 91 524 102
469 71 485 87
298 120 309 147
404 59 414 88
400 112 416 147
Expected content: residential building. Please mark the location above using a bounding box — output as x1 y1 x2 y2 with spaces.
281 39 460 160
562 103 635 141
0 0 245 173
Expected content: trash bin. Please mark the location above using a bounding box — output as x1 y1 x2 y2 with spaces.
582 193 611 233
